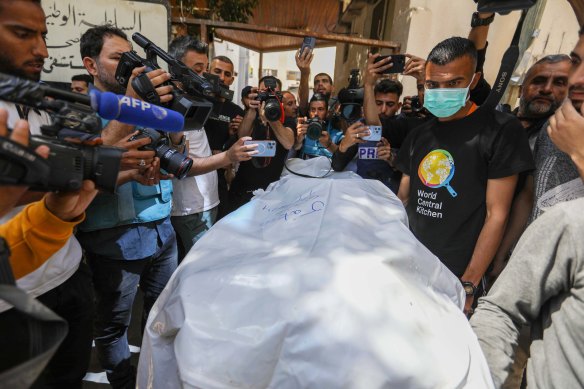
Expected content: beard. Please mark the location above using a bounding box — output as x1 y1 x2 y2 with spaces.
519 95 559 118
0 55 43 81
96 62 126 94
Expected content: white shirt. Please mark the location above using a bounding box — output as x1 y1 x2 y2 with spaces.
171 128 219 216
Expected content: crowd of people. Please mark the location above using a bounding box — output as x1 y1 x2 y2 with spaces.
0 0 583 388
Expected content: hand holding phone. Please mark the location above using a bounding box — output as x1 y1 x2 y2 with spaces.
373 54 406 74
244 140 276 157
300 37 316 58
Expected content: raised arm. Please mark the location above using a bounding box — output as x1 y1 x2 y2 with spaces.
296 49 314 117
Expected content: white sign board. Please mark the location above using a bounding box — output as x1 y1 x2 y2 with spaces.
42 0 169 83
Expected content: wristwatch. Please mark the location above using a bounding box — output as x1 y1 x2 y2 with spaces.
471 12 495 28
461 281 478 296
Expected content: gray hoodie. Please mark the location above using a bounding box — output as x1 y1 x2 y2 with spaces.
471 197 584 389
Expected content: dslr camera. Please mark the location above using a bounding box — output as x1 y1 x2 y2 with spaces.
0 73 123 192
306 117 325 141
115 33 215 131
255 77 284 122
128 128 193 179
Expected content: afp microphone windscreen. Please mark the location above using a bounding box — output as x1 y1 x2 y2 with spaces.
90 90 185 132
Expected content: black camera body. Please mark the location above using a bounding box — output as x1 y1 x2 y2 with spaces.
115 50 213 131
29 136 123 192
306 117 325 141
128 128 193 179
337 69 364 123
410 96 422 112
0 73 123 192
255 78 284 122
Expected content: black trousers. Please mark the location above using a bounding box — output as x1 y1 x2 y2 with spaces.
31 262 95 389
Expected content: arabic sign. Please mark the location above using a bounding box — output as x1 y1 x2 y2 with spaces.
42 0 168 83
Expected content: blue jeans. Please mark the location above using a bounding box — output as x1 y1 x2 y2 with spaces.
87 232 177 389
171 206 217 262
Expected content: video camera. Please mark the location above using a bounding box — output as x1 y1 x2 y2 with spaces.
337 69 364 123
255 77 284 122
0 73 123 192
115 32 226 130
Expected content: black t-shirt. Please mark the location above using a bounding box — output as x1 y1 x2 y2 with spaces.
204 101 245 151
230 116 295 194
396 108 534 277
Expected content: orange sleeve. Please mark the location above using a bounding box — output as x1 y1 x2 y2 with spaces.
0 199 85 279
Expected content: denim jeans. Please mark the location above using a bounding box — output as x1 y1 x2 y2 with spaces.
171 206 217 262
87 232 177 389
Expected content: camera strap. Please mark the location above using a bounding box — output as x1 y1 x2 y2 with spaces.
15 104 30 120
482 9 528 109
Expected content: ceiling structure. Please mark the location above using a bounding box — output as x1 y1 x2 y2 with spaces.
212 0 340 52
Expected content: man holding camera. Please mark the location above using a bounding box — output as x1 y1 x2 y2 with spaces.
228 76 295 211
294 93 343 159
76 25 179 388
389 37 533 316
167 37 255 260
0 1 102 386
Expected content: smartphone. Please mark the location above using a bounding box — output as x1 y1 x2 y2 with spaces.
244 140 276 157
300 37 316 57
362 125 382 142
374 54 406 74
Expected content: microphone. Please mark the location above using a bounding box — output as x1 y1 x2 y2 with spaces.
0 72 184 132
90 89 184 132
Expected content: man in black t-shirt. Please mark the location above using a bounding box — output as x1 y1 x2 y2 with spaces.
391 37 533 316
228 76 295 212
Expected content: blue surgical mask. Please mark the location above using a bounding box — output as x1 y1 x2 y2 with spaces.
423 76 475 118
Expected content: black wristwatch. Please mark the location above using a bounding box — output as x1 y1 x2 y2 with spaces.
471 12 495 28
461 281 478 296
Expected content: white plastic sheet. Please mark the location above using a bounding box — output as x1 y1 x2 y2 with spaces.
138 158 494 389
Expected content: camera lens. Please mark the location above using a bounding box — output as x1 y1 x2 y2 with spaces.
155 145 193 179
306 120 323 141
264 99 282 122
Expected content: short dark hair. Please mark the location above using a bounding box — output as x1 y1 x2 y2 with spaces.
313 72 333 85
524 54 571 83
426 37 477 69
0 0 41 14
71 74 93 84
80 25 128 60
374 79 403 97
580 25 584 35
259 75 282 90
212 55 233 66
169 36 208 61
310 92 328 106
